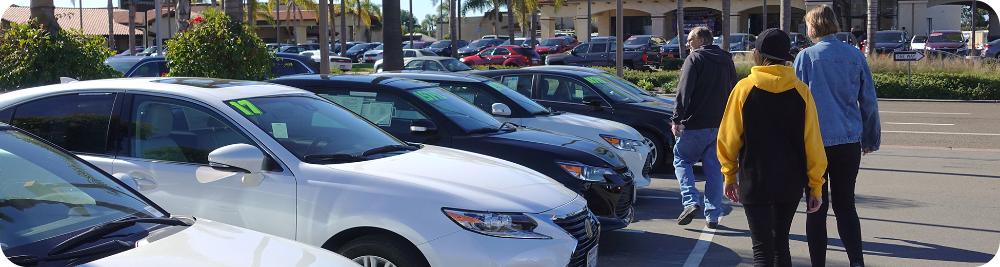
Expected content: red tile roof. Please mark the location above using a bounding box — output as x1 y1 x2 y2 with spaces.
2 6 142 36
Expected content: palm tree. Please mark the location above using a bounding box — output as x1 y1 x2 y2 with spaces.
462 0 503 35
866 0 877 55
225 0 244 23
383 0 402 71
178 0 191 31
780 0 789 31
30 0 59 34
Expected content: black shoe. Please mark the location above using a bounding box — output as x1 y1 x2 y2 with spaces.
707 221 718 229
677 205 700 225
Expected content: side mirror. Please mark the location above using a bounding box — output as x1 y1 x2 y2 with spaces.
208 143 265 174
582 95 604 108
410 120 438 135
491 103 512 116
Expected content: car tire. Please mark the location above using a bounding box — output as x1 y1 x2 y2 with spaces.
639 130 672 173
337 234 428 267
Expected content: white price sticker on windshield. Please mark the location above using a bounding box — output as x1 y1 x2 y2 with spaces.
271 123 289 139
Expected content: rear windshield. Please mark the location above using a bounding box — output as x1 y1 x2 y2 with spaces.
928 32 963 43
541 38 564 46
875 32 906 43
625 36 650 45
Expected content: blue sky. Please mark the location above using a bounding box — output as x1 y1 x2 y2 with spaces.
11 0 482 23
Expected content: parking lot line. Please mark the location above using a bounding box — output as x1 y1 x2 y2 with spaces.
885 122 956 126
682 224 717 267
879 111 971 115
883 130 1000 136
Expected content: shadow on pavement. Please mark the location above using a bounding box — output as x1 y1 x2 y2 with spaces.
787 234 995 263
598 229 743 267
854 194 925 209
861 167 1000 179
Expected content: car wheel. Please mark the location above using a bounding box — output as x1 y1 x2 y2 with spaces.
639 130 671 172
338 234 428 267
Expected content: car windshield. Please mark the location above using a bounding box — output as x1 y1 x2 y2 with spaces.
583 75 645 103
483 81 550 115
347 44 370 52
430 41 451 48
226 96 407 162
373 44 384 50
667 36 679 45
598 73 653 97
0 130 162 250
625 36 650 45
468 39 494 48
875 32 906 43
441 59 472 71
408 87 503 133
541 38 563 46
105 58 141 73
912 36 927 43
928 32 963 43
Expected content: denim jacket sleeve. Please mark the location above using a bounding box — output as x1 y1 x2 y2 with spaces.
858 58 882 151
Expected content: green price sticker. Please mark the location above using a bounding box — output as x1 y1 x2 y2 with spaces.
229 99 263 116
584 76 605 84
414 90 446 102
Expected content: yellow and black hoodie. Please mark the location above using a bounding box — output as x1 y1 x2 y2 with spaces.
717 65 827 204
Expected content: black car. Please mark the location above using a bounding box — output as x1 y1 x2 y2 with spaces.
872 30 910 53
270 75 637 230
123 53 318 78
426 40 469 57
522 65 675 106
473 68 675 170
104 55 148 74
660 36 688 59
457 39 506 58
624 35 666 65
343 42 380 62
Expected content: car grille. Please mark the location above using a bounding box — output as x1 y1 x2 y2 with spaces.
554 208 600 267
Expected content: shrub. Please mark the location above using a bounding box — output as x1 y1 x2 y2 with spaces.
873 72 1000 100
167 9 272 80
636 79 653 90
593 67 679 89
0 22 120 90
660 58 684 70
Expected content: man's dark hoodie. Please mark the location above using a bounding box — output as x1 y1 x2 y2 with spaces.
672 45 737 130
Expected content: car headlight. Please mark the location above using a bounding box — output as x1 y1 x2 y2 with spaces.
600 134 644 151
557 161 613 183
442 208 551 239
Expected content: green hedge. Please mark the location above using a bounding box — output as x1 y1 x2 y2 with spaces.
873 72 1000 100
167 9 272 80
594 67 679 93
0 22 120 90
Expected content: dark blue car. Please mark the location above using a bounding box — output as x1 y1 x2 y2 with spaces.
121 53 318 78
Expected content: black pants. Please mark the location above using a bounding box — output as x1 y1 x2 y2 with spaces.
744 201 799 267
806 142 864 267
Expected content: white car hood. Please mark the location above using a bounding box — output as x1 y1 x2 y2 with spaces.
83 220 358 267
520 112 644 142
325 145 578 214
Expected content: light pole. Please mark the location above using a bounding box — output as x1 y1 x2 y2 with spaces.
587 0 591 42
319 0 330 74
615 0 623 76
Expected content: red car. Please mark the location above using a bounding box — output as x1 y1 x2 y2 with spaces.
535 37 578 55
460 45 541 67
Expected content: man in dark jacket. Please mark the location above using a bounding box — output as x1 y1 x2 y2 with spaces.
671 26 738 229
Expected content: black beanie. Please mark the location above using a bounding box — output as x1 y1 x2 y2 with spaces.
755 28 795 61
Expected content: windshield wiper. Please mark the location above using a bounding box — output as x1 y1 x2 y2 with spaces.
361 144 419 157
303 154 368 164
47 217 191 257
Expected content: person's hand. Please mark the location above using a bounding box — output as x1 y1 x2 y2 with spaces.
672 123 684 137
724 183 739 203
806 196 822 213
862 147 876 156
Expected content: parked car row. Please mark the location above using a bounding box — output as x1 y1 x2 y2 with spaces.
103 53 321 78
1 64 671 266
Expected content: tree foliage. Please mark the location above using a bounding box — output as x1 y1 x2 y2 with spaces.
0 22 119 90
166 9 273 80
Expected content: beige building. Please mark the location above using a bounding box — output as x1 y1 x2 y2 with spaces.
536 0 991 40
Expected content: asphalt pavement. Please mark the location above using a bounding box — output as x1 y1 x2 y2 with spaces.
599 100 1000 266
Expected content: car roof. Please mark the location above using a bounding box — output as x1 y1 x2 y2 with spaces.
0 78 312 107
522 65 606 73
474 68 594 76
877 30 906 33
372 71 491 83
271 74 437 91
105 56 147 62
410 56 455 61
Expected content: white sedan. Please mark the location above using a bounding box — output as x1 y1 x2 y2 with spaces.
0 125 357 267
373 49 438 72
299 50 353 71
0 78 595 267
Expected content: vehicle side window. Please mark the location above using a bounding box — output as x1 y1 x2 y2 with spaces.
9 93 117 155
425 61 445 71
404 60 425 70
130 61 169 77
272 58 311 77
494 48 510 55
589 43 607 53
439 84 501 112
126 95 253 164
316 90 430 135
572 44 589 54
404 50 417 57
500 74 533 97
480 48 496 56
539 75 598 104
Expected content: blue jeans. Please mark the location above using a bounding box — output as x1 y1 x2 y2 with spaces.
672 127 726 222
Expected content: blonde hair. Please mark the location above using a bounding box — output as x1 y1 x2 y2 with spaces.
805 5 840 40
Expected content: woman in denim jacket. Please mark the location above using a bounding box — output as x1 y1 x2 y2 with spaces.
793 5 882 267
